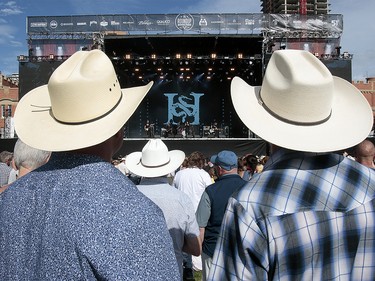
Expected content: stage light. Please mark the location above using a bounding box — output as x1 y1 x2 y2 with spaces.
208 68 213 71
125 54 131 59
151 54 156 59
230 68 235 71
187 53 192 59
237 53 243 59
211 53 217 59
138 76 143 79
135 68 140 72
157 68 162 71
176 53 181 59
49 54 55 60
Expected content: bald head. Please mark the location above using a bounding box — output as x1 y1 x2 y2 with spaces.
354 139 375 168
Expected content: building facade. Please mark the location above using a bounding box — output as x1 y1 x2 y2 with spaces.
261 0 330 15
353 78 375 118
0 73 18 138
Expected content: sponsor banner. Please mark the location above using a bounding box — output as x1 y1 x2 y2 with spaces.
27 14 343 37
266 14 343 37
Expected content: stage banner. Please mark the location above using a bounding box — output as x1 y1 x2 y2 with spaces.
27 13 342 37
265 14 343 38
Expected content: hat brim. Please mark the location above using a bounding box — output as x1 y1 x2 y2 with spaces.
231 76 373 152
14 82 153 151
126 150 185 178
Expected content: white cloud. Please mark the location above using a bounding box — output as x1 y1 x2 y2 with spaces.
9 39 22 46
0 1 22 15
0 24 15 41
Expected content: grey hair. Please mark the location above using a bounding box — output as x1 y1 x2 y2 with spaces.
13 139 51 170
0 151 13 163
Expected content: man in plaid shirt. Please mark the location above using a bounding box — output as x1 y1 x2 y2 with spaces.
208 50 375 280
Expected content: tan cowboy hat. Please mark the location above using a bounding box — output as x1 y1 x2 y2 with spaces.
14 50 153 151
126 139 185 178
231 50 373 152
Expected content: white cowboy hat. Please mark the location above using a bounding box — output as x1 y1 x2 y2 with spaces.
126 139 185 178
14 50 153 151
231 50 373 152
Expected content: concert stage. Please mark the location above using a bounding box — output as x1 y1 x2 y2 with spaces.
0 137 268 159
118 137 267 158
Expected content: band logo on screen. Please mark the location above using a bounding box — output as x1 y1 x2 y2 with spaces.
164 93 204 125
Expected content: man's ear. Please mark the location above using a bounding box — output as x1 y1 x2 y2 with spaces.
11 159 17 170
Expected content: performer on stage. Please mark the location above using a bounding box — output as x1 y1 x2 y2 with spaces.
178 121 186 138
210 120 219 137
162 120 173 138
144 120 154 138
185 120 191 138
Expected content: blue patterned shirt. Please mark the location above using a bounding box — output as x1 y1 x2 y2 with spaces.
209 148 375 281
0 152 180 280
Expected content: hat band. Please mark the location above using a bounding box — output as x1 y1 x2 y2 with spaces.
33 93 123 125
138 158 171 168
258 90 331 126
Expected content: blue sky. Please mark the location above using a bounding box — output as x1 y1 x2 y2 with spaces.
0 0 374 81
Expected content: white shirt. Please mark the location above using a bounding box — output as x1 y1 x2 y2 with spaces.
173 167 212 212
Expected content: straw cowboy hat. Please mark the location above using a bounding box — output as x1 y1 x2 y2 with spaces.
126 139 185 178
231 49 373 152
14 50 153 151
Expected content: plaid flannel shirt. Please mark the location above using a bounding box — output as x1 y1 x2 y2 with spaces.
209 148 375 281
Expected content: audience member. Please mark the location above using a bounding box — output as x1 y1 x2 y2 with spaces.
353 139 375 169
1 139 51 193
0 50 180 280
0 150 13 186
237 157 246 178
112 155 130 176
126 139 201 279
242 153 258 180
196 150 247 281
209 50 375 280
174 151 212 280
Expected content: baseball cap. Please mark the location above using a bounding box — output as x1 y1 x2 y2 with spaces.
210 150 238 171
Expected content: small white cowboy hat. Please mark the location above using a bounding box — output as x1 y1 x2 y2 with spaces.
126 139 185 178
14 50 153 151
231 50 373 152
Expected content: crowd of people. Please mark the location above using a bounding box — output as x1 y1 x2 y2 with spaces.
1 49 375 281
